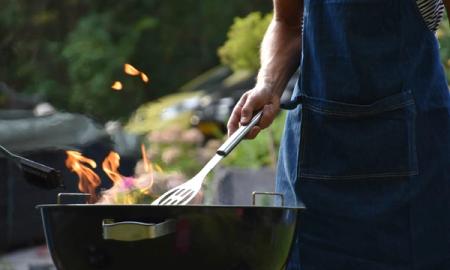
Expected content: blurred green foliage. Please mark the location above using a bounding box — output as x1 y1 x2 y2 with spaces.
126 91 201 134
1 0 271 121
438 14 450 82
61 13 154 119
218 12 273 72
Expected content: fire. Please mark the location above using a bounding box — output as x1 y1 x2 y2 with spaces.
111 81 123 91
141 144 150 173
140 72 149 83
65 149 164 204
140 144 153 193
124 63 149 83
111 64 149 92
65 151 101 203
102 151 122 183
124 63 141 76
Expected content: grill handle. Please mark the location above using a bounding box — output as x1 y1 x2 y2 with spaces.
217 111 263 156
102 219 176 241
252 192 285 207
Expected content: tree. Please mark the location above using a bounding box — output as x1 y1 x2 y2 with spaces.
218 12 272 72
1 0 272 121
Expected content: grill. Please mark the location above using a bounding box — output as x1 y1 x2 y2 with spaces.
37 193 303 270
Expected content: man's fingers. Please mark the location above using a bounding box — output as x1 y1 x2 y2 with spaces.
245 126 261 140
227 94 248 136
228 89 280 139
240 103 255 125
258 103 279 129
227 110 240 137
240 92 265 124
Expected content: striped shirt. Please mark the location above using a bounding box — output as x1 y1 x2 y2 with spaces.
417 0 445 32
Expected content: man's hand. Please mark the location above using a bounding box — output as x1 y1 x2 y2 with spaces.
226 0 303 139
227 84 281 139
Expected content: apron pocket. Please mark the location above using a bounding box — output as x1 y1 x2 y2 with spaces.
299 90 418 180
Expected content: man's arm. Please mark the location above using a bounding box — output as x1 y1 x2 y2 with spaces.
257 0 304 97
227 0 304 138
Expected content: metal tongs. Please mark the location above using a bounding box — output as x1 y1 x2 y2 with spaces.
151 111 263 205
0 145 63 189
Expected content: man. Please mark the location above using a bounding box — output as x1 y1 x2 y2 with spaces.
227 0 450 269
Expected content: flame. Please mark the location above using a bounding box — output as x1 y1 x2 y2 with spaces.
140 144 154 193
140 72 149 83
124 63 149 83
65 151 101 202
111 81 123 91
102 151 123 183
124 63 140 76
66 147 165 204
141 144 150 173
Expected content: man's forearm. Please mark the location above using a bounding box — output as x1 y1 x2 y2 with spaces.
256 0 303 97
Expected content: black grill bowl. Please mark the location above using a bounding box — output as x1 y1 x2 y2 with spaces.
37 204 302 270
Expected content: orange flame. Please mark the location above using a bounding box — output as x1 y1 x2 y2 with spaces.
102 151 123 183
140 72 149 83
111 81 123 91
124 63 140 76
66 148 164 204
65 151 101 202
140 144 154 193
140 144 149 173
124 63 149 83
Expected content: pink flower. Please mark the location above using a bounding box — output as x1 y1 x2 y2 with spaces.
121 176 136 190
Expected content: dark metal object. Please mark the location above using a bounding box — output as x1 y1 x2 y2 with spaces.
0 145 63 189
19 157 63 189
57 193 91 204
29 265 57 270
37 202 302 270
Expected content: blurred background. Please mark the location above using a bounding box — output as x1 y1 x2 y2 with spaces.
1 1 450 269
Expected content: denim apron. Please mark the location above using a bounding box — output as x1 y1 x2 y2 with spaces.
276 0 450 269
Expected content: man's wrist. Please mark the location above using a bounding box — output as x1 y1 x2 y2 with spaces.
256 73 285 97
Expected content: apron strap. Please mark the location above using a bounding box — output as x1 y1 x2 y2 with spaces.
280 96 303 110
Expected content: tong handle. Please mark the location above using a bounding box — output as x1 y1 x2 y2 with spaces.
217 111 263 156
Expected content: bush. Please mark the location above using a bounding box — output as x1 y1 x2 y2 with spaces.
438 15 450 83
218 12 272 72
1 1 272 121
